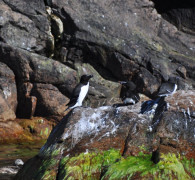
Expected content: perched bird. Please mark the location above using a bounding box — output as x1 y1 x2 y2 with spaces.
148 97 168 132
140 77 178 114
140 97 161 115
65 74 93 111
113 81 140 108
141 77 178 132
120 81 140 105
157 81 177 97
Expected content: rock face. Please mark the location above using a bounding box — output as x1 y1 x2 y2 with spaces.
45 0 195 87
153 0 195 34
0 0 53 56
14 90 195 179
31 83 69 118
0 0 194 140
0 62 17 121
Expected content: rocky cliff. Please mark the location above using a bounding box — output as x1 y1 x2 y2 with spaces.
0 0 194 123
0 0 194 179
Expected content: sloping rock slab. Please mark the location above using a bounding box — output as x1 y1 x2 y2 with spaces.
15 90 195 179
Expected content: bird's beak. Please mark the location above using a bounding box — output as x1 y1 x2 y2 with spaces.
88 75 93 79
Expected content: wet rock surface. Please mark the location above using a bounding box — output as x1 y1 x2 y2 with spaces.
0 142 45 180
0 117 54 143
14 90 195 179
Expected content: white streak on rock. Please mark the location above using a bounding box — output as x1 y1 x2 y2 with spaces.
62 107 118 147
3 87 11 99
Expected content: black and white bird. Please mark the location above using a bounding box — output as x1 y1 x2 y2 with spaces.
65 74 93 111
113 81 140 108
157 81 177 97
120 81 140 105
140 77 178 114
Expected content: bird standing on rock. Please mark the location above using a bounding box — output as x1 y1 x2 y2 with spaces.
65 74 93 111
140 77 178 114
140 77 178 132
120 81 140 105
113 81 140 108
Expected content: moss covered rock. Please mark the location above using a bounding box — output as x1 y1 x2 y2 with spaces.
15 149 195 180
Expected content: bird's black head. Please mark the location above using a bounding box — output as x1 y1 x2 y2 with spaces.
168 77 179 85
120 81 136 91
80 74 93 84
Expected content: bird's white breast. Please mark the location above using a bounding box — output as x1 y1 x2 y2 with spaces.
124 98 135 104
172 84 177 95
77 82 89 106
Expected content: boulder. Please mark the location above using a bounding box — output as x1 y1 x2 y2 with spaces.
0 62 17 121
14 90 195 179
0 42 78 118
0 42 77 85
0 121 23 142
31 83 69 118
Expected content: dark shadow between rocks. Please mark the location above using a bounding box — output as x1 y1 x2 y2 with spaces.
152 0 195 34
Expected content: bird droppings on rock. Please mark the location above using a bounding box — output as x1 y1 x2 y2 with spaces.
62 107 119 147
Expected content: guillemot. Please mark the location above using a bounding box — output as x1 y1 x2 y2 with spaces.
140 77 178 114
120 81 140 105
113 81 140 108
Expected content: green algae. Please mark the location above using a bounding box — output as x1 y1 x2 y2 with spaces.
57 150 194 180
181 156 195 178
36 158 59 180
40 127 49 136
59 149 121 180
103 152 194 180
15 147 195 180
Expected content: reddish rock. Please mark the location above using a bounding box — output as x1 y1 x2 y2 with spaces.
166 90 195 112
31 83 69 118
40 91 195 158
0 43 78 118
38 91 195 158
16 117 54 140
0 121 24 142
0 94 16 121
0 117 55 143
